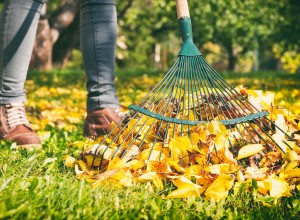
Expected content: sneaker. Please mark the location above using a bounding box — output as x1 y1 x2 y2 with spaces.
84 108 125 138
0 103 41 146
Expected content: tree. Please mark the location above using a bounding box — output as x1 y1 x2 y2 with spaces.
274 0 300 47
27 0 291 71
30 0 80 70
188 0 282 70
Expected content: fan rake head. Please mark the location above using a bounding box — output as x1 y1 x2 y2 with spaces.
83 13 299 172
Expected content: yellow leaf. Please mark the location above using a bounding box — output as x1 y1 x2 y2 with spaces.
284 150 300 161
205 174 234 202
208 121 227 135
257 180 270 195
74 164 84 175
198 127 208 143
119 176 132 187
248 94 262 111
84 155 106 168
122 145 139 161
111 169 127 181
228 131 241 145
167 184 200 199
190 133 200 145
184 165 202 180
146 161 172 173
64 155 76 168
173 176 201 189
236 144 264 160
136 143 168 161
77 160 88 171
152 175 164 190
138 172 164 190
126 160 145 170
169 136 192 159
244 167 267 180
138 172 158 181
92 169 120 188
283 169 300 178
107 157 127 170
213 133 227 151
284 161 299 171
272 133 287 153
275 114 288 135
137 148 161 161
164 158 186 173
224 146 235 162
206 163 230 175
269 177 292 198
171 89 185 99
167 176 202 199
236 169 245 182
97 145 118 160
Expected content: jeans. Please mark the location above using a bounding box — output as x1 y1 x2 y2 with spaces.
0 0 119 110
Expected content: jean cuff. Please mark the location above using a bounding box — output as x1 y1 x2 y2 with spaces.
0 96 26 105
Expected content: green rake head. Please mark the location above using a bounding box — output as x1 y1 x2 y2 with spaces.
85 0 300 170
178 17 201 56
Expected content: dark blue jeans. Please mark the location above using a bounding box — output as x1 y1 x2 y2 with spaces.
0 0 119 110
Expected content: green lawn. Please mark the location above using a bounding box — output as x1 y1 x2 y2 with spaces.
0 68 300 219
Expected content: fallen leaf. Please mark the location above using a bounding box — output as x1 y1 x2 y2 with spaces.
64 155 76 168
167 176 202 198
236 144 264 160
205 174 234 202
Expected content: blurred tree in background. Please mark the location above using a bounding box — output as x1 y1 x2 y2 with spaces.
189 0 282 70
0 0 299 73
272 0 300 73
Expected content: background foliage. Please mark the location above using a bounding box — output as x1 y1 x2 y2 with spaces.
115 0 300 72
1 0 298 72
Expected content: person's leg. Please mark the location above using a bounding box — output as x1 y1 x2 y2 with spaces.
80 0 119 110
0 0 45 145
80 0 124 138
0 0 45 104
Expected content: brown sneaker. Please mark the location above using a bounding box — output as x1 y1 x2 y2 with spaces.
84 108 125 138
0 103 41 146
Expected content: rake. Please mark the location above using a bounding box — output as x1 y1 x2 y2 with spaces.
85 0 299 170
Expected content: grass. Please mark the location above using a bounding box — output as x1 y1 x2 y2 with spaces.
0 68 300 219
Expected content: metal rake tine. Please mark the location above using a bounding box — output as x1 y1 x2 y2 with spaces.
137 59 181 106
192 58 210 122
194 57 216 121
203 60 261 113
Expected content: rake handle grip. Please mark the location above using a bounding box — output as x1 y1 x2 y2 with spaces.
176 0 190 19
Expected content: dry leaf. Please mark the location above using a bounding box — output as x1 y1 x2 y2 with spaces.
236 144 264 160
205 174 234 201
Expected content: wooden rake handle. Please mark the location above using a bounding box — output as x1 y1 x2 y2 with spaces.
176 0 190 19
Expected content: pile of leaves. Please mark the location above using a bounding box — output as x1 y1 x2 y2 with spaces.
65 87 300 202
27 86 87 131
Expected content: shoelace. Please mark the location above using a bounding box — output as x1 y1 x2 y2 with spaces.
5 103 30 128
113 108 125 118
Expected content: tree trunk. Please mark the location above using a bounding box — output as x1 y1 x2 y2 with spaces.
30 18 53 70
52 11 80 67
253 47 259 71
227 45 236 71
30 0 80 70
